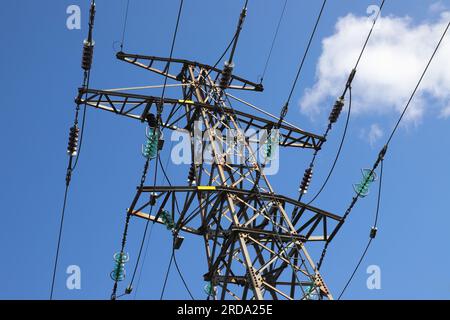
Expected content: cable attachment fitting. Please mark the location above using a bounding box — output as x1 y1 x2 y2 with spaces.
329 97 345 124
299 167 313 194
67 125 80 157
88 1 96 31
346 68 356 90
173 234 185 250
378 144 388 162
280 102 289 122
146 113 157 128
370 226 378 239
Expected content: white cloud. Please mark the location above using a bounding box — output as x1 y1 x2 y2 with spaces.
440 104 450 118
430 1 447 14
300 11 450 126
360 123 384 147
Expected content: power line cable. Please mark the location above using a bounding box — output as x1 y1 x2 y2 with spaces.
297 0 386 204
120 0 130 51
50 181 70 300
160 0 184 103
50 0 96 299
386 21 450 146
132 143 174 299
116 0 184 299
255 0 385 289
157 0 316 297
124 158 159 297
173 245 195 300
203 0 318 288
132 222 155 298
156 158 194 300
110 157 151 300
272 0 327 130
260 0 288 83
127 2 243 297
337 159 383 300
160 251 174 300
317 18 450 271
285 0 327 106
306 86 352 205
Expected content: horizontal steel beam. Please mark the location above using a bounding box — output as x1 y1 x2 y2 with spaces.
76 88 325 150
138 185 342 222
116 52 264 92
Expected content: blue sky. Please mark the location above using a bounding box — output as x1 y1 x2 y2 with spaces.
1 0 450 300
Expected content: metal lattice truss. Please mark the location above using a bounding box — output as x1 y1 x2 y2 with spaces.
78 52 340 300
128 185 341 300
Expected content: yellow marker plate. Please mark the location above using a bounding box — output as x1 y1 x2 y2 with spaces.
178 99 194 105
197 186 216 191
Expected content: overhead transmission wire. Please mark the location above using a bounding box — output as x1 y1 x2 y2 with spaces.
168 0 305 295
237 0 382 295
132 1 247 299
131 152 192 300
131 144 174 298
284 0 327 109
259 0 288 83
306 87 352 206
215 0 326 186
224 0 327 175
108 0 156 300
131 0 312 299
194 0 327 297
337 160 383 300
204 0 319 296
250 0 330 291
317 18 450 276
76 0 130 173
216 0 329 288
120 0 130 51
75 0 126 171
50 0 96 300
124 159 159 298
164 0 294 299
155 2 252 298
113 0 185 300
298 0 386 205
157 157 195 300
71 73 90 172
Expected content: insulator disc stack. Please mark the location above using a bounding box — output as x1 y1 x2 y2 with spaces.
110 252 129 282
67 125 80 157
299 168 313 194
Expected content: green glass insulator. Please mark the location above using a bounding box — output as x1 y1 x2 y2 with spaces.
160 209 174 230
362 169 376 182
353 183 369 197
263 132 280 161
353 168 378 197
110 252 129 281
142 128 159 159
203 282 216 296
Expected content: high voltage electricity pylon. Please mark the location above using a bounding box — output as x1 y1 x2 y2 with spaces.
71 2 343 300
77 44 342 301
54 0 450 301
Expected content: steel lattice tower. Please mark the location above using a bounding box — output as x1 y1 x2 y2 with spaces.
76 49 344 300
